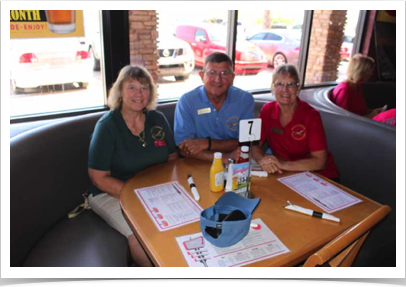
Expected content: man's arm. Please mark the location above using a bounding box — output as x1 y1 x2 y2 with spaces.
179 143 240 164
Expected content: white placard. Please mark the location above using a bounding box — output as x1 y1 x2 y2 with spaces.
278 172 362 213
134 181 203 231
176 218 290 267
239 118 261 142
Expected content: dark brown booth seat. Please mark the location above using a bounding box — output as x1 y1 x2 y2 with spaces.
254 94 396 267
11 91 395 267
10 111 134 267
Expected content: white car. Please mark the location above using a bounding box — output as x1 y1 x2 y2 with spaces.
157 35 195 81
10 38 92 93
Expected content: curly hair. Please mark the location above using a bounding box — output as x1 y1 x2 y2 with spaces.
107 65 158 111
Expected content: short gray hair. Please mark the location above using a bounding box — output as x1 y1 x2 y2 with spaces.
204 52 234 72
271 64 300 88
107 65 158 111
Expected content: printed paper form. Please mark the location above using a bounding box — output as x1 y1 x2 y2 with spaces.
176 218 290 267
278 172 362 213
134 181 203 232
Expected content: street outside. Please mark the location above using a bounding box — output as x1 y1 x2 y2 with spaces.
10 63 347 117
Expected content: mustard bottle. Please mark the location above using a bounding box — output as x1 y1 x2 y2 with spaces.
210 152 224 192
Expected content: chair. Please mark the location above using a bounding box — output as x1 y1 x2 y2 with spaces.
303 205 391 267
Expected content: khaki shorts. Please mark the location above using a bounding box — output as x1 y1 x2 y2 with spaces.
88 193 133 238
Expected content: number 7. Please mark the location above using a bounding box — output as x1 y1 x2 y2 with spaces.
248 120 253 134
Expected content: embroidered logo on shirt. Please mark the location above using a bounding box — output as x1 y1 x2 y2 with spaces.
151 126 165 140
227 116 240 132
291 124 306 140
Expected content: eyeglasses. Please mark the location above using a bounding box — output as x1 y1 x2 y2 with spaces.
126 85 149 93
205 70 233 79
274 82 299 91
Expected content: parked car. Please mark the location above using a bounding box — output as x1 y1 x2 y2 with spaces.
84 10 102 71
10 38 92 94
175 24 268 74
157 35 195 81
340 35 354 61
247 29 301 68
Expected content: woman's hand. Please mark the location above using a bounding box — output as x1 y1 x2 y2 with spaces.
258 155 283 174
178 138 208 155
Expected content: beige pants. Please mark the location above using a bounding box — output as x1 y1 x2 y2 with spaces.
88 193 133 238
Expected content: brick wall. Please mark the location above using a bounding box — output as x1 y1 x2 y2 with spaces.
305 10 347 84
128 11 159 81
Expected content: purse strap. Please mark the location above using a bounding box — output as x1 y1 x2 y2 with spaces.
68 192 91 219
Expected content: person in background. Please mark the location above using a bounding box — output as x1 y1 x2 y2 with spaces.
330 53 385 118
252 64 339 182
373 108 396 127
88 65 177 267
174 52 254 163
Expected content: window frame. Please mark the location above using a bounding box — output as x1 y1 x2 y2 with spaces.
11 10 368 124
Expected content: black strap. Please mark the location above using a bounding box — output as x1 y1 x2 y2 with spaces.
206 137 212 150
312 211 323 218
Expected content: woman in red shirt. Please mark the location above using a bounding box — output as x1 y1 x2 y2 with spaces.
252 64 339 182
331 54 384 118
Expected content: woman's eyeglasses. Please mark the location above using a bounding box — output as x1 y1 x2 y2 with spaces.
274 82 299 91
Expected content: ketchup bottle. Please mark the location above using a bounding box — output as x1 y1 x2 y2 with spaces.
236 146 249 163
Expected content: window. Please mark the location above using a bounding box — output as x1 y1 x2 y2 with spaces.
233 10 305 92
265 33 282 41
305 10 361 85
10 10 105 118
195 29 207 41
155 10 229 100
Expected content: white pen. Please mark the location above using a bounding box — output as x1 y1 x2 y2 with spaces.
284 201 340 222
187 174 200 201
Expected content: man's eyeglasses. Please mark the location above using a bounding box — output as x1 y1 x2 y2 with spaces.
205 70 233 79
274 82 299 91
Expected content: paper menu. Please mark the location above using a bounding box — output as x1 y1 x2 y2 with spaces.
176 218 290 267
278 172 362 213
134 181 203 232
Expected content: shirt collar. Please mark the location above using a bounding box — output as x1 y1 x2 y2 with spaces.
271 98 304 120
198 85 235 105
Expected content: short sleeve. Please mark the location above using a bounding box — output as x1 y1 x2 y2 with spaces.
158 112 177 155
258 103 270 144
88 119 115 171
240 92 255 120
174 95 196 145
307 110 328 152
332 84 350 110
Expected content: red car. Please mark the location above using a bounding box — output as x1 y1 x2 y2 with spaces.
175 24 268 74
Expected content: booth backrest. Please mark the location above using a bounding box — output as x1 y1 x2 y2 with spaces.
10 111 105 267
319 110 396 211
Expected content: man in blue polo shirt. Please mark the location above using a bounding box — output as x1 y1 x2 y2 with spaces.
174 52 254 163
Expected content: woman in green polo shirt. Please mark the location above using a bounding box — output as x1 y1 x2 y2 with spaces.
88 65 177 267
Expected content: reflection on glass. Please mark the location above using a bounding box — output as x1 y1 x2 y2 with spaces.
305 10 360 85
234 10 305 92
10 10 105 117
156 10 230 100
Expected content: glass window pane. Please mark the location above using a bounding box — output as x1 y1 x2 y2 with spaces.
10 10 105 118
234 10 305 91
156 10 228 100
305 10 360 85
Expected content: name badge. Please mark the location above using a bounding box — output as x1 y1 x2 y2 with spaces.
197 107 211 115
271 127 284 135
155 140 167 147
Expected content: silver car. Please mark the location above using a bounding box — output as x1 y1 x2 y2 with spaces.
157 35 195 81
247 29 301 68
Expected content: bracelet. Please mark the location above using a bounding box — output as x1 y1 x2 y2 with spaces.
206 137 212 151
